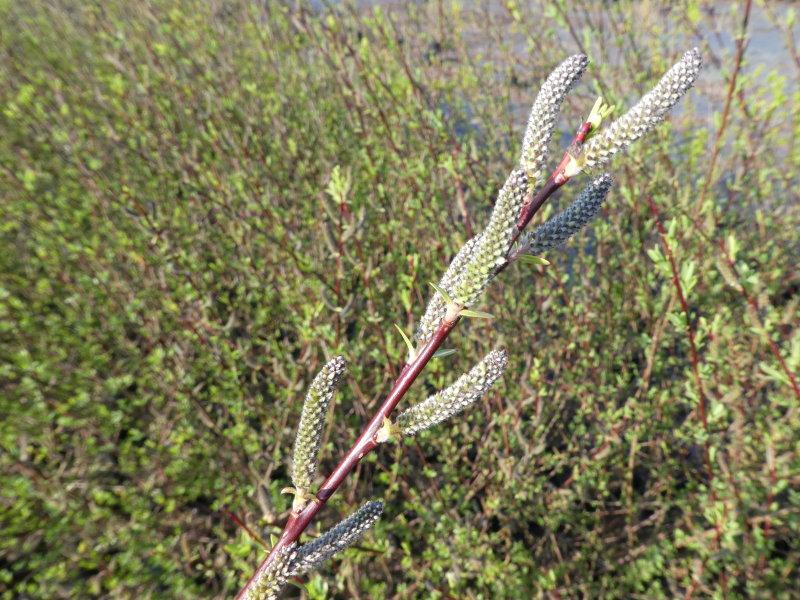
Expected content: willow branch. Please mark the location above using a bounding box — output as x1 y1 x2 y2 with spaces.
236 119 593 600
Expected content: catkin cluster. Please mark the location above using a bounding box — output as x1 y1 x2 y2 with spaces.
249 48 703 600
414 48 701 353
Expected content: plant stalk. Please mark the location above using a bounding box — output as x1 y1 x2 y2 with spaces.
236 122 592 600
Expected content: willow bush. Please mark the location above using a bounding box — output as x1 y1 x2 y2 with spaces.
1 1 798 598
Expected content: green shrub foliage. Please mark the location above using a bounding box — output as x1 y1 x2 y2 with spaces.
2 1 798 598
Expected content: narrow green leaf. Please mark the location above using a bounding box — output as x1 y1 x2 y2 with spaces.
427 281 453 304
459 309 494 319
432 348 457 359
519 254 550 266
394 323 415 355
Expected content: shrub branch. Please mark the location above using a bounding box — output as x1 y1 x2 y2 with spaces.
238 49 701 599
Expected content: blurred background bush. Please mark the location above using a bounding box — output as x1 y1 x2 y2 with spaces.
1 1 798 598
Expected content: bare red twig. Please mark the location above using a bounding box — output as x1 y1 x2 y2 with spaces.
698 0 752 205
222 507 269 549
647 198 726 599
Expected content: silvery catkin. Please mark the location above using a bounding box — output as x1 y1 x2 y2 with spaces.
288 501 384 576
291 356 347 495
521 54 589 182
520 173 613 255
578 48 702 170
396 349 508 436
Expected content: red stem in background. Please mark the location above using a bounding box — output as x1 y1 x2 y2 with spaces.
223 507 268 550
647 198 710 429
698 0 751 206
236 120 593 599
647 198 727 599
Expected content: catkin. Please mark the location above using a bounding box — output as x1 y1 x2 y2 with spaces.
451 171 529 307
396 349 508 436
578 48 702 170
520 174 612 255
521 54 589 182
414 234 483 348
288 501 384 576
291 356 347 494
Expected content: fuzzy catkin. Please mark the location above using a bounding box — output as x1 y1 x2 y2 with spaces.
579 48 702 170
242 543 298 600
396 349 508 436
451 171 529 307
520 173 613 255
413 234 483 347
288 501 384 576
291 356 347 494
521 54 589 182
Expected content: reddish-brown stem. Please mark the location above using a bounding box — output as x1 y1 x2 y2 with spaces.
648 198 710 429
573 121 592 145
516 176 562 235
513 120 592 244
237 120 592 600
236 317 459 598
698 0 751 205
223 507 269 550
647 198 726 599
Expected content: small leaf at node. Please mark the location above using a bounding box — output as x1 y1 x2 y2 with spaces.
519 254 550 266
394 323 415 356
427 281 453 305
459 309 494 319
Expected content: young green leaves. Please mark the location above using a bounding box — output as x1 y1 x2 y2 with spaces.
393 349 508 436
291 356 347 509
573 48 702 172
521 54 589 183
517 174 613 257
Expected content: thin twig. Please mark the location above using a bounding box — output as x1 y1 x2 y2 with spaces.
698 0 752 205
647 198 725 599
